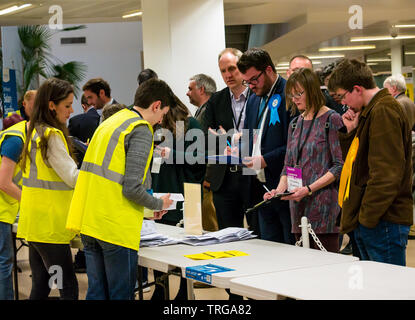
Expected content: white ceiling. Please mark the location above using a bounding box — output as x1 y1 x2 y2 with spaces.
1 0 415 74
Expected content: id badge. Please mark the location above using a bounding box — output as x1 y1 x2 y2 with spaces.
151 157 162 174
286 166 303 192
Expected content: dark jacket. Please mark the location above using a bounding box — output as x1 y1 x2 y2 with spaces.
244 75 291 190
68 107 100 143
201 87 238 192
338 89 413 234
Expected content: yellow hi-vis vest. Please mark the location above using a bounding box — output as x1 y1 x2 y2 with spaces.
66 109 154 251
17 127 76 244
0 120 26 224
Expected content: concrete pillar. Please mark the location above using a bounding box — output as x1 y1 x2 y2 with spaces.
141 0 226 114
390 39 403 75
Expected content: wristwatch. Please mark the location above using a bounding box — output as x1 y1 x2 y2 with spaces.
306 185 313 196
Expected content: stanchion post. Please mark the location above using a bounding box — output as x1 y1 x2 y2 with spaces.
300 216 310 249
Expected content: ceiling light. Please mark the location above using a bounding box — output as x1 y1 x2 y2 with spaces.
387 52 415 56
276 66 289 70
366 58 391 62
276 62 289 67
0 4 32 16
394 24 415 28
307 54 345 59
311 60 322 65
122 11 142 18
367 63 378 66
351 35 415 42
319 45 376 51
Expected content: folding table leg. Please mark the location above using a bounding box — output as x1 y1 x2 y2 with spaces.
186 279 195 300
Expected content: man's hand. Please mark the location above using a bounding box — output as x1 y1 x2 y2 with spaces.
160 193 173 210
208 125 226 136
243 156 266 170
342 109 360 133
154 146 171 159
147 210 168 220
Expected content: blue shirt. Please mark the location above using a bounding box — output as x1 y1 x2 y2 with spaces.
0 136 24 163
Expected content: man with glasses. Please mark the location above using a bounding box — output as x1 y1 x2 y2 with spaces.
236 48 294 244
328 58 412 266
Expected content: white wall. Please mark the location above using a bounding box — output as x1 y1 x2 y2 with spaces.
48 21 143 115
142 0 226 115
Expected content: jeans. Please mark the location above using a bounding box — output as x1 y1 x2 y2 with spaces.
354 220 410 266
0 222 13 300
81 234 138 300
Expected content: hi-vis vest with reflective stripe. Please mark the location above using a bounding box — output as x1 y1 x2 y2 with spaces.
0 120 26 224
66 108 154 251
17 127 76 244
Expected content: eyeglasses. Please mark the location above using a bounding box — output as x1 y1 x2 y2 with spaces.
242 71 264 86
287 91 305 100
336 90 352 101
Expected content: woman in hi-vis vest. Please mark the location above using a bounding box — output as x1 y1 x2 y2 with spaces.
17 78 79 300
0 115 27 300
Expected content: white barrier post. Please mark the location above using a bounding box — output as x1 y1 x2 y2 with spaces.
300 216 310 249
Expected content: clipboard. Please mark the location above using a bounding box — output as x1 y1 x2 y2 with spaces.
245 192 293 214
206 155 244 165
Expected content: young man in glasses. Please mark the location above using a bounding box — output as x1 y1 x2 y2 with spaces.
236 48 294 245
329 58 412 266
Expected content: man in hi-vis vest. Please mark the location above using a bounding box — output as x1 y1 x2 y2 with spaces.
66 79 175 300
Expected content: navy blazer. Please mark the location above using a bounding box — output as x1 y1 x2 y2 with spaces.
68 107 100 143
243 76 291 190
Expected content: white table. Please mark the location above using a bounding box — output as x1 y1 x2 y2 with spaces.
229 260 415 300
138 224 358 298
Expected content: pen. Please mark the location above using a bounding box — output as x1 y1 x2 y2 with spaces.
262 185 271 193
227 140 232 149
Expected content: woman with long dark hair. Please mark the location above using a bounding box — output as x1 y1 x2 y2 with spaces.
17 78 79 300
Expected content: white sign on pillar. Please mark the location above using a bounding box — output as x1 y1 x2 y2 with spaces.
142 0 226 115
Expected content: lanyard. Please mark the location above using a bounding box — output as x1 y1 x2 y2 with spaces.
232 90 250 131
295 112 317 166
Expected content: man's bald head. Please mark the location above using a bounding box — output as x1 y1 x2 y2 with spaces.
287 55 313 77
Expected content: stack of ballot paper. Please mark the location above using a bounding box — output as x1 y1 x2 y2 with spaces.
180 227 256 246
139 220 181 247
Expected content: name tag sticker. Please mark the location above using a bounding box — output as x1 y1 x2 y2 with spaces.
286 166 303 192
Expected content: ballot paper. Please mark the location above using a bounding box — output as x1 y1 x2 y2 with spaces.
139 222 255 248
180 227 256 246
153 193 184 210
140 220 181 247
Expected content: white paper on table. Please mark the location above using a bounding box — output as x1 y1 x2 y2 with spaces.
153 193 184 210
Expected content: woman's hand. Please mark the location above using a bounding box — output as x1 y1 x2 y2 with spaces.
281 186 309 202
263 188 277 200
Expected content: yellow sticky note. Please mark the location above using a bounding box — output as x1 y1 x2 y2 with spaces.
184 253 215 260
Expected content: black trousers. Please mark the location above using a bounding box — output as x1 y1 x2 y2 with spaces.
28 242 78 300
213 169 251 230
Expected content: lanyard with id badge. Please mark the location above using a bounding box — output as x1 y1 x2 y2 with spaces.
286 112 317 192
